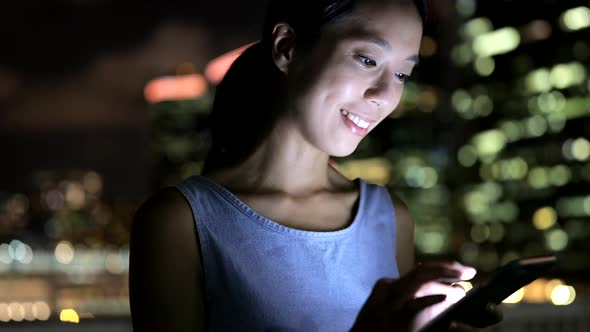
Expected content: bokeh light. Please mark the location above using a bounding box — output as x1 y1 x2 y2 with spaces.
533 207 557 230
55 241 75 265
59 309 80 323
551 285 576 305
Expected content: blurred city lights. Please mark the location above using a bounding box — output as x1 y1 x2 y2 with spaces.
551 285 576 305
462 17 493 38
451 89 473 117
571 138 590 161
503 287 525 304
550 62 587 89
488 223 505 242
522 20 552 42
525 69 552 94
534 91 566 114
472 129 506 158
470 224 490 243
204 43 254 84
544 279 564 298
59 309 80 323
533 207 557 230
472 95 493 116
451 43 474 65
338 158 393 185
419 36 437 57
82 172 103 195
556 195 590 217
548 165 571 186
456 0 477 18
105 253 126 275
416 229 447 254
524 278 548 303
65 182 86 210
55 241 75 265
490 157 528 181
144 74 208 104
560 6 590 31
545 229 569 251
417 86 439 112
458 145 478 167
404 166 439 188
473 57 495 76
0 301 51 322
473 27 520 57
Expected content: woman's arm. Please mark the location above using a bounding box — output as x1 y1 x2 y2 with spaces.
392 194 415 277
129 188 206 332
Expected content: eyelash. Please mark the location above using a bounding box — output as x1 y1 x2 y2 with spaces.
355 55 411 82
395 72 411 82
356 54 377 67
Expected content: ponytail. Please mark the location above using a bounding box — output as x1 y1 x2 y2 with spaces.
202 42 283 173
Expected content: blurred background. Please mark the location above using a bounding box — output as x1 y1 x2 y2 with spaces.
1 0 589 330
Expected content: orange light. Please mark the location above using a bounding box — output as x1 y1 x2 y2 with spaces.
205 43 256 84
144 74 208 104
59 309 79 323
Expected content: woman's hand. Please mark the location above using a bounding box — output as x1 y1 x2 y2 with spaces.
350 262 477 332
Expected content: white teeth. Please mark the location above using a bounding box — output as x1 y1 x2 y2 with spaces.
347 113 360 125
358 119 370 129
342 110 371 129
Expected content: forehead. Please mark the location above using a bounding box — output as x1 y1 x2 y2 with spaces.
322 0 423 51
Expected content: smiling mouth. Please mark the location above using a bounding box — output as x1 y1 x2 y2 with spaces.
340 110 372 129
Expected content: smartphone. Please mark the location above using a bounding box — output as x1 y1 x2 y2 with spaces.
418 255 558 332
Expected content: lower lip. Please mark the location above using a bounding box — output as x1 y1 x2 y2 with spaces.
341 113 369 137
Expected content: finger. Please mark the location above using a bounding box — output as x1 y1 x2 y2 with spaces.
417 261 477 281
387 269 460 304
402 294 447 314
448 321 479 332
404 265 463 285
415 282 466 304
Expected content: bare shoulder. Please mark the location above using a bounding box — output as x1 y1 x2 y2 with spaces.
132 187 196 241
129 187 206 331
389 191 415 276
390 193 413 231
131 187 199 262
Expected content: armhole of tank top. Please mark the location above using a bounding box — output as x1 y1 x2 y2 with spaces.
382 185 397 236
375 184 399 272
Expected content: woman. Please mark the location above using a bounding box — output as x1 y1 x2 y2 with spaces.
129 0 501 331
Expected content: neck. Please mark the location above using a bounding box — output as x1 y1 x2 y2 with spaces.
205 119 347 196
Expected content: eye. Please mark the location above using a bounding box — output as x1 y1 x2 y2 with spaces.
395 72 411 82
356 55 377 67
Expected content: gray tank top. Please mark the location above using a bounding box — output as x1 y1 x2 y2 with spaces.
177 176 399 331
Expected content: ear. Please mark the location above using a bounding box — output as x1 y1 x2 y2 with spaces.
271 23 296 74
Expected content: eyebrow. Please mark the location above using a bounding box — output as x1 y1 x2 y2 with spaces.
345 31 420 65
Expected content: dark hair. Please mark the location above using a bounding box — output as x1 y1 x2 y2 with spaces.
202 0 428 173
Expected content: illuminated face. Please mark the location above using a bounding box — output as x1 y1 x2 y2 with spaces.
284 0 423 156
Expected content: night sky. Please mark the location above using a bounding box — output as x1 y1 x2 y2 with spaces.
0 1 270 197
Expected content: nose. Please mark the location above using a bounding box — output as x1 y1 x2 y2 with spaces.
363 74 402 110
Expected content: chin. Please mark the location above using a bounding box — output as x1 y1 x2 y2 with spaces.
327 141 359 157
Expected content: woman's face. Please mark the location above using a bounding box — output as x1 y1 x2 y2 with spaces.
284 0 423 156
